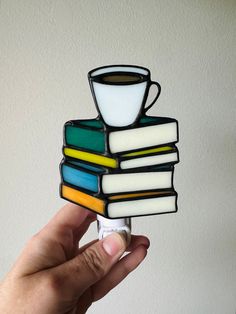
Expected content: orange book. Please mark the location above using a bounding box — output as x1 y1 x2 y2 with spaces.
60 183 177 219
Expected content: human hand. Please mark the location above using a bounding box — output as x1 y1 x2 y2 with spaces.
0 203 150 314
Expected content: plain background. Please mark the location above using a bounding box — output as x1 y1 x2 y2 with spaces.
0 1 236 313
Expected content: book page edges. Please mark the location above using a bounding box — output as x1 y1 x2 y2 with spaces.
108 195 177 218
121 152 178 169
109 122 178 153
102 171 172 194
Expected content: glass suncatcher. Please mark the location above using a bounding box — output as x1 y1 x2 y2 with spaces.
59 65 179 241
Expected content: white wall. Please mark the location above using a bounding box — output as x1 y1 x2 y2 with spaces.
0 1 236 313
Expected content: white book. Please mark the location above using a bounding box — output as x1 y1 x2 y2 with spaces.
108 193 177 218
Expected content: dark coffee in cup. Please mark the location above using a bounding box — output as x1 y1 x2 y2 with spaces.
93 72 147 85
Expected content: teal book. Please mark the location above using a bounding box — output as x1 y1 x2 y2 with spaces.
60 158 174 195
64 115 179 155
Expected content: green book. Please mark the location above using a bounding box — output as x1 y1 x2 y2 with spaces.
64 115 179 155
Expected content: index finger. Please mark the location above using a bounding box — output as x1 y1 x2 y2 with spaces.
45 202 96 232
42 202 97 247
11 203 96 276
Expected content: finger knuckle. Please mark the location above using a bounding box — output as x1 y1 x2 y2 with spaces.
44 273 63 297
27 232 40 245
81 248 105 279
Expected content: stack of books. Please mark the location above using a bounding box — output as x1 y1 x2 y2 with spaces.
59 115 179 218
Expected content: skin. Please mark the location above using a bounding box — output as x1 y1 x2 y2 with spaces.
0 202 150 314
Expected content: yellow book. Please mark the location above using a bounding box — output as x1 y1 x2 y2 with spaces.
63 145 179 169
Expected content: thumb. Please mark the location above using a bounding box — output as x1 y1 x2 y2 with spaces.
56 232 127 297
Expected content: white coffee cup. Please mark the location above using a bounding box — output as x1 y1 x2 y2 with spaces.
88 65 161 127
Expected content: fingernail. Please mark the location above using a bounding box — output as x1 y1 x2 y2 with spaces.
102 233 126 256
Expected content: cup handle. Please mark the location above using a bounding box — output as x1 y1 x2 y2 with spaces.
144 81 161 113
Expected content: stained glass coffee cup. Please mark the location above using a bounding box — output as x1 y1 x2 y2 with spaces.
88 65 161 127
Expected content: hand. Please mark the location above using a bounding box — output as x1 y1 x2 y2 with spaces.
0 203 150 314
